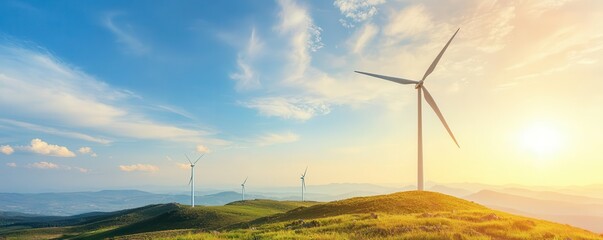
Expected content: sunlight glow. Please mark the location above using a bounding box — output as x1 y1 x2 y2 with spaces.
519 123 562 156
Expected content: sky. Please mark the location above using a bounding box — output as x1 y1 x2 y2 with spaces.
1 0 602 193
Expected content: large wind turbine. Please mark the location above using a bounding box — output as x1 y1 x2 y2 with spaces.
300 167 307 201
355 28 461 191
186 153 204 207
241 177 248 201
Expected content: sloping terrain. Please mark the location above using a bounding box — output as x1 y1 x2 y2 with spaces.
1 191 602 240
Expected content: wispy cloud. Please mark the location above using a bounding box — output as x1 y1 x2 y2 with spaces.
24 138 76 157
334 0 385 28
28 161 59 169
256 132 300 146
196 144 210 153
230 28 263 91
26 161 88 172
241 97 330 121
6 162 16 167
349 23 378 53
1 145 14 155
0 118 111 144
119 164 159 172
102 12 149 55
0 42 220 145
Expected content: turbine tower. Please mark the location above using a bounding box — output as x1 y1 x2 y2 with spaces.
300 167 307 201
241 177 248 201
355 28 461 191
186 153 204 207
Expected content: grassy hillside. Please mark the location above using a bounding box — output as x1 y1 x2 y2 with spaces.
128 191 603 240
0 200 315 240
2 191 602 240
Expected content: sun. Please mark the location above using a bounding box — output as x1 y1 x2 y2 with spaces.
519 123 562 156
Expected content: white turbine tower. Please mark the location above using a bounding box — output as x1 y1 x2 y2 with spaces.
300 167 307 201
241 177 248 201
355 28 461 191
186 153 204 207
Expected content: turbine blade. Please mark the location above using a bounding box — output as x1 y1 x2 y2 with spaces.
188 175 193 185
421 86 460 148
243 177 248 185
185 154 193 165
303 180 306 191
303 166 307 177
355 71 419 85
193 153 204 165
421 28 460 81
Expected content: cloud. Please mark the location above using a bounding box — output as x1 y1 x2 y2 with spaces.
119 164 159 172
230 28 263 91
196 144 210 153
334 0 386 28
349 23 378 53
102 12 149 55
74 167 89 173
6 162 16 167
78 147 97 157
256 132 300 146
384 4 433 40
241 97 330 121
176 163 190 170
1 145 14 155
0 42 218 145
0 119 110 144
25 138 75 157
28 161 59 169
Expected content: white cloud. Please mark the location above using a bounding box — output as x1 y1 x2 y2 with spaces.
334 0 386 28
74 167 89 173
276 0 322 80
176 163 190 170
230 28 263 91
1 145 14 155
102 12 149 55
78 146 97 157
119 164 159 172
241 97 330 121
0 118 110 144
28 161 59 169
256 132 300 146
196 144 210 153
6 162 16 167
349 23 378 53
0 43 218 145
384 4 433 40
26 138 75 157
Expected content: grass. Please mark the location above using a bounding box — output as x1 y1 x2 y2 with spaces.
0 200 315 240
2 192 602 240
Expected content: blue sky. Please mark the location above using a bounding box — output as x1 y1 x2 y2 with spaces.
1 0 603 192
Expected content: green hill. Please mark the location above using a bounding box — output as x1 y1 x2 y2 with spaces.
0 200 315 239
2 191 602 240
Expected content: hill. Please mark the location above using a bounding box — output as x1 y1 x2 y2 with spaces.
0 200 315 239
2 191 602 240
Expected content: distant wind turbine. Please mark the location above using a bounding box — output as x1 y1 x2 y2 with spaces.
186 153 204 207
300 167 307 201
355 28 461 191
241 177 248 201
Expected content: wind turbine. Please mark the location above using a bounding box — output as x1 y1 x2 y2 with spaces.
186 153 204 207
300 167 307 201
355 28 461 191
241 177 248 201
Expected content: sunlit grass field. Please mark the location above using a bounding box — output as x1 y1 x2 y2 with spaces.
2 192 602 240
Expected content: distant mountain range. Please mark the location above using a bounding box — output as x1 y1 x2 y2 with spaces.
0 190 266 216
